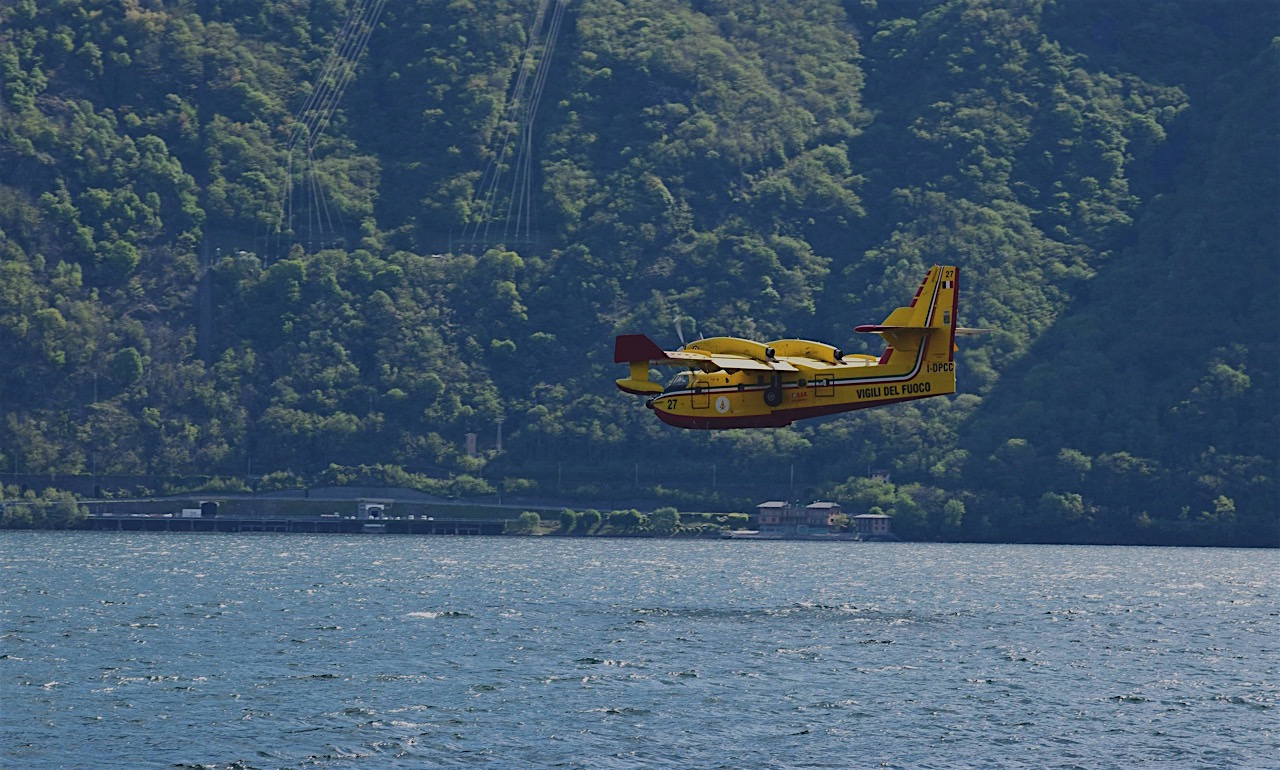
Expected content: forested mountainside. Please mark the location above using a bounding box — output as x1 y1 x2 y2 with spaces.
1 0 1275 545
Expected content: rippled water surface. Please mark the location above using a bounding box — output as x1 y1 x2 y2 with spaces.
2 532 1276 769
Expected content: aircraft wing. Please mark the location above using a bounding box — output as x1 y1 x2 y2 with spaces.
613 334 793 372
707 355 796 372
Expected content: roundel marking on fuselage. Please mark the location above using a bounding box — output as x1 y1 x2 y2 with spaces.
715 395 731 414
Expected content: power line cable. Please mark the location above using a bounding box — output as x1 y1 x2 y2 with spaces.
507 0 566 241
467 0 555 245
277 0 386 250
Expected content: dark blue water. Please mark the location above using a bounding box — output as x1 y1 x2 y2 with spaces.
2 533 1276 769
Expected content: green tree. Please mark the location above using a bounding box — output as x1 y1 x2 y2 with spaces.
558 508 580 535
578 509 602 534
609 509 646 534
505 510 542 535
2 488 86 529
649 506 680 535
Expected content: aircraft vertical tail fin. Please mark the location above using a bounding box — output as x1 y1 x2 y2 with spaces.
854 265 959 365
613 334 668 394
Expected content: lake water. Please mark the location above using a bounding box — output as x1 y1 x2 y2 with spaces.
1 532 1276 769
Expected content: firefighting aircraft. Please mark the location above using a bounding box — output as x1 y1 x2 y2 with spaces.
614 264 978 429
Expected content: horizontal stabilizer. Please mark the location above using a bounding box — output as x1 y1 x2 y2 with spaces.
853 324 931 333
614 333 667 363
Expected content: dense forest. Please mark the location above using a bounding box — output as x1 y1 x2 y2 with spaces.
0 0 1275 545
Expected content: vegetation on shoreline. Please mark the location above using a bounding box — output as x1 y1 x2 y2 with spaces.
505 508 751 538
1 1 1275 546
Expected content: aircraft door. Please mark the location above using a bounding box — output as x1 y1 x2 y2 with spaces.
692 384 710 409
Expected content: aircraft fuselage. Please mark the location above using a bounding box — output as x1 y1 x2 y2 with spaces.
645 341 956 429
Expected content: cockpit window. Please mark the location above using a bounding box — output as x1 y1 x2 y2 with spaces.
663 373 690 393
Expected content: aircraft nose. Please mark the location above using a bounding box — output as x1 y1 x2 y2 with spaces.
645 396 657 410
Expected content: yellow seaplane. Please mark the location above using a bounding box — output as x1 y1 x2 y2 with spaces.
615 264 973 429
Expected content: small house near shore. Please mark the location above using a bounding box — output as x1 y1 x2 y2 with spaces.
755 501 844 536
852 513 895 540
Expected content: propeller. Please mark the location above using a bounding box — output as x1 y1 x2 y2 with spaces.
674 315 698 347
